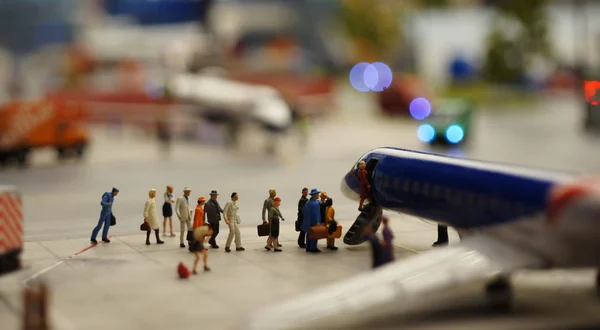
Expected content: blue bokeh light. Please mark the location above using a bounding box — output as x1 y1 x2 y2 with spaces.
349 62 370 92
363 64 379 90
417 124 435 143
445 125 464 144
369 62 393 92
409 97 431 120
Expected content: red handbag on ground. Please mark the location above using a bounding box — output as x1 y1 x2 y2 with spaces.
177 262 190 279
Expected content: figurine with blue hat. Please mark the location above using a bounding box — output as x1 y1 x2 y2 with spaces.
301 188 322 253
90 187 119 244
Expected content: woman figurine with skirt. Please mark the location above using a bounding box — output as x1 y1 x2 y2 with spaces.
267 197 283 252
162 186 175 236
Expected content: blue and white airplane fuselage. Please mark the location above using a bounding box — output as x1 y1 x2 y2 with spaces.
342 147 572 229
246 147 600 330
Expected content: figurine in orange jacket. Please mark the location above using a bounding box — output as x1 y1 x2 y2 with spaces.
194 197 206 228
192 197 207 247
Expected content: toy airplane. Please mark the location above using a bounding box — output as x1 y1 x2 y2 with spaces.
246 147 600 330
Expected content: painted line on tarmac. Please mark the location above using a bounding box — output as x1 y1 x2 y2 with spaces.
20 233 140 287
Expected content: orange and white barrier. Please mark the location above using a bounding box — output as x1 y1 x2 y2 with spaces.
0 185 23 275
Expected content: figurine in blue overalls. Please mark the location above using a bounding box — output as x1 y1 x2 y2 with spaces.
91 188 119 244
301 188 322 253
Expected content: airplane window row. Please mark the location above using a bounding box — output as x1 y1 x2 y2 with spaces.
375 174 531 214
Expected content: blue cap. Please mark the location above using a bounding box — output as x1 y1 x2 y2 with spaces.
112 187 119 192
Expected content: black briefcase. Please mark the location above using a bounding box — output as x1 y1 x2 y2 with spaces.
110 213 116 226
295 220 301 232
257 223 270 237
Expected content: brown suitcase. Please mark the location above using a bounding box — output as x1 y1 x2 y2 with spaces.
331 224 342 239
308 225 328 240
257 223 270 237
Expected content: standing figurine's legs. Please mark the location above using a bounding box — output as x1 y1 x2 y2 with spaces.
90 213 108 244
193 252 200 274
101 213 111 242
209 223 220 248
297 231 306 248
145 230 151 245
202 249 210 271
179 221 187 248
154 230 164 244
169 217 175 236
265 236 273 250
163 218 168 236
327 237 338 250
233 222 243 250
225 221 235 252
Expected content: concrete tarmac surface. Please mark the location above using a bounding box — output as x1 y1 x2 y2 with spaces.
0 92 599 329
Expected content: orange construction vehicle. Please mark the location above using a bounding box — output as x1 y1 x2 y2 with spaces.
0 98 89 167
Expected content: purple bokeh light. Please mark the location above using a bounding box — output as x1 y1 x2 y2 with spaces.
409 97 431 120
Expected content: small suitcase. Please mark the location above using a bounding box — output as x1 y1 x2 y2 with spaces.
308 225 329 240
295 220 301 232
257 223 270 237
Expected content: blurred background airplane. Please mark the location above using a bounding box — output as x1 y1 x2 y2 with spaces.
247 147 600 330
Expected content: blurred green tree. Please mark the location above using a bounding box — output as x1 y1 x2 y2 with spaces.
336 0 401 62
482 0 552 84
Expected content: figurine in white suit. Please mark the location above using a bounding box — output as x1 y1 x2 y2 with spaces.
175 187 193 248
144 189 164 245
224 192 245 252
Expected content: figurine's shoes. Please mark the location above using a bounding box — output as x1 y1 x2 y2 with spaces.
170 233 176 237
298 244 306 248
307 249 321 253
204 266 210 272
211 245 219 249
90 239 98 245
274 249 282 252
235 247 245 251
264 246 271 251
157 240 164 244
192 270 198 275
145 241 151 245
277 244 282 247
225 247 231 252
327 246 338 250
180 244 186 248
102 239 110 243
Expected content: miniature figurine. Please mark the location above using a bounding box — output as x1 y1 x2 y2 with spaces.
176 187 193 248
319 191 329 224
266 197 284 252
191 224 213 273
262 189 282 248
162 186 175 237
301 188 322 253
91 187 119 244
193 197 206 229
324 198 338 250
381 216 394 263
363 223 384 269
356 160 371 211
204 190 223 249
144 189 164 245
296 187 309 248
432 224 449 247
224 192 245 252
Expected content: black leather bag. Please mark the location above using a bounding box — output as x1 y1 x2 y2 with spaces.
257 223 270 237
140 222 150 231
186 230 194 242
295 220 301 232
110 213 116 226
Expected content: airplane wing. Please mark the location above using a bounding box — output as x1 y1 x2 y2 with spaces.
244 234 546 330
